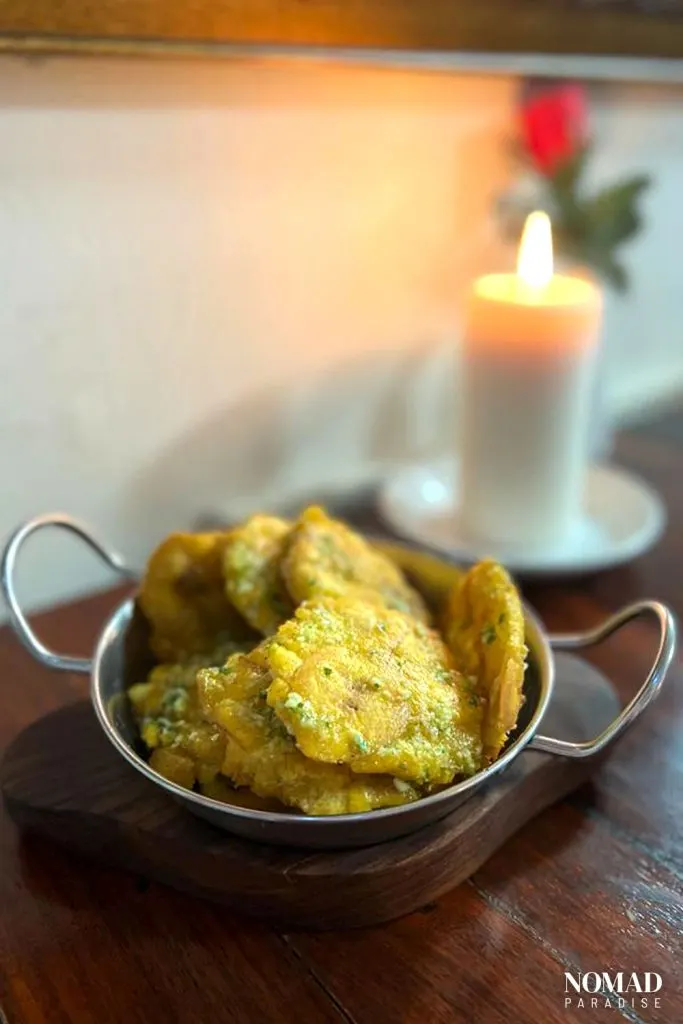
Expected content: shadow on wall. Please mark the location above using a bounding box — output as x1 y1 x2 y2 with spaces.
120 341 457 554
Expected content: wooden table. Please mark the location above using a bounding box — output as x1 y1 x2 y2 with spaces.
1 434 681 1024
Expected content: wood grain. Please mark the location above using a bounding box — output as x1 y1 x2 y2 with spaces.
0 432 681 1024
1 0 683 60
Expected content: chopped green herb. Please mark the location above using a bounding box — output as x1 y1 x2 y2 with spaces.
322 666 333 677
284 692 305 711
466 674 478 690
481 624 497 645
161 686 190 716
351 730 369 753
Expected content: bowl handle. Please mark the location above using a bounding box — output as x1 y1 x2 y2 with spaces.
530 600 677 758
1 513 136 675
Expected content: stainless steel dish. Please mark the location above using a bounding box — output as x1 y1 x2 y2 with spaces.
2 513 676 849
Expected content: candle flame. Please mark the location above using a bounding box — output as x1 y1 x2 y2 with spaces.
517 211 553 289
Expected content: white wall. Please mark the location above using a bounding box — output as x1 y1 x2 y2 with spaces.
0 55 513 610
0 54 681 611
589 81 683 416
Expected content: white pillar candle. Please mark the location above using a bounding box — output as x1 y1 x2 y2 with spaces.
460 212 602 553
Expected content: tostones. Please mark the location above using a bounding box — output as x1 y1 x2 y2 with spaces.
138 532 253 662
128 641 249 789
264 598 483 786
442 559 527 763
197 775 282 811
282 506 429 622
198 650 419 815
222 514 293 636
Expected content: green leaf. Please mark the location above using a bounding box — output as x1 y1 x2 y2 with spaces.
582 174 651 249
577 244 629 291
542 226 630 292
593 253 629 292
549 144 592 196
495 163 648 293
552 189 589 241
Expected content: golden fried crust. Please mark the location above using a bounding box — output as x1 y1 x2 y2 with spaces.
222 515 293 636
128 643 247 789
442 559 527 762
265 599 482 786
198 651 419 815
282 506 429 623
138 532 252 662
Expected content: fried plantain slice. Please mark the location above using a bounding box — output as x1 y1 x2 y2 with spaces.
265 598 482 786
197 775 284 811
198 650 419 816
128 641 249 789
138 532 253 662
282 506 429 623
222 514 293 636
442 559 527 763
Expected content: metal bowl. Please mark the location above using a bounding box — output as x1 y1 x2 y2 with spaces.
2 513 676 849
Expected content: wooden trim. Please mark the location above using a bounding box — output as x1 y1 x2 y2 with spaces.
1 1 683 61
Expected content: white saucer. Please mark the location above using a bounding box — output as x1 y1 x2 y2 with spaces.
378 458 666 576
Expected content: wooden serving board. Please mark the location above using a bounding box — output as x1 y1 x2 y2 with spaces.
1 653 619 931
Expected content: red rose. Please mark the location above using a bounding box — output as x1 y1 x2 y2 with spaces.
521 84 588 176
